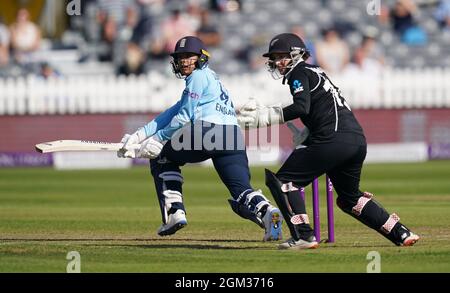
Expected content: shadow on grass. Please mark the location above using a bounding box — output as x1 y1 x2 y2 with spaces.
131 244 265 250
0 237 270 250
0 237 261 243
0 237 395 249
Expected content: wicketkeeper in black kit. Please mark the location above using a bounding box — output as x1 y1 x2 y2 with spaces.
238 33 420 249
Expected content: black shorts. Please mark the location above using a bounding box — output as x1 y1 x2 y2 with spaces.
276 133 367 200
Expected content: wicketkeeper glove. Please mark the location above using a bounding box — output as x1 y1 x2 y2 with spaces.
237 97 284 129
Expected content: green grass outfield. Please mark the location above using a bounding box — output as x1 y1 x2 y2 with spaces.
0 161 449 272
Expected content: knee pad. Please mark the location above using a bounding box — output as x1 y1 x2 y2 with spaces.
159 171 183 184
228 189 270 228
339 191 404 245
381 213 400 235
236 189 270 213
336 192 373 215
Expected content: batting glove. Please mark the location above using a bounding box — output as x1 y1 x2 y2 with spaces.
287 122 310 148
138 136 166 159
237 98 284 129
117 128 146 158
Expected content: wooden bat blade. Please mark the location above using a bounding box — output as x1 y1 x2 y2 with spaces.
35 140 124 153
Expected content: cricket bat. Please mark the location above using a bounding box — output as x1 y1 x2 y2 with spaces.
35 140 140 153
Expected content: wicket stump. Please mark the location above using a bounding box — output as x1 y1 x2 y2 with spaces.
300 176 335 243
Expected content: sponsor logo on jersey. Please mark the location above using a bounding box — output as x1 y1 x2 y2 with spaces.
292 79 304 94
183 89 200 99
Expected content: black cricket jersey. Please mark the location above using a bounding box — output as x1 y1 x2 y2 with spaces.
282 62 366 145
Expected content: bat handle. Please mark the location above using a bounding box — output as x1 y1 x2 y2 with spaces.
286 122 301 134
118 143 141 152
128 144 142 150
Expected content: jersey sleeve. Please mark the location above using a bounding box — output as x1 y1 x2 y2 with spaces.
154 72 205 141
142 100 182 138
282 69 311 122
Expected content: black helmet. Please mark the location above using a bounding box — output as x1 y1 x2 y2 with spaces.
170 36 210 78
263 33 310 60
263 33 310 80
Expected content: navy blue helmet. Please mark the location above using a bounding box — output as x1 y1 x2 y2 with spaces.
170 36 210 78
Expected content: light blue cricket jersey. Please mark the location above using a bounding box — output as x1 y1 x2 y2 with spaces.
142 66 238 141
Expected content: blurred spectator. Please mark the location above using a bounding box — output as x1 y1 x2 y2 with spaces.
210 0 242 12
131 1 156 46
359 35 385 66
117 42 146 75
291 25 316 65
344 36 384 77
160 9 196 54
97 0 136 28
0 17 10 68
196 9 221 47
234 34 267 72
9 8 41 64
97 0 138 43
102 14 118 44
379 0 427 45
434 0 450 30
401 25 427 46
96 0 138 63
120 6 139 42
38 62 61 79
390 0 418 35
378 4 391 26
186 0 202 32
315 28 350 75
147 34 167 60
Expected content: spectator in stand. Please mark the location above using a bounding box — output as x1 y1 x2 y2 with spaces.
119 6 139 42
434 0 450 30
291 25 316 65
186 0 202 32
97 0 136 29
343 35 385 77
102 13 118 44
9 8 41 64
379 0 426 45
96 0 138 62
0 17 10 68
390 0 418 35
131 0 156 46
160 9 196 54
210 0 242 12
117 42 146 75
38 62 61 79
359 35 385 66
315 27 350 76
196 9 221 47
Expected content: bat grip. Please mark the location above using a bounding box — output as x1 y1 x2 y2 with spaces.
128 144 142 150
286 122 301 134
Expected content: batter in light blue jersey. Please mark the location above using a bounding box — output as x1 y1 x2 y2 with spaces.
118 36 283 240
142 64 237 142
